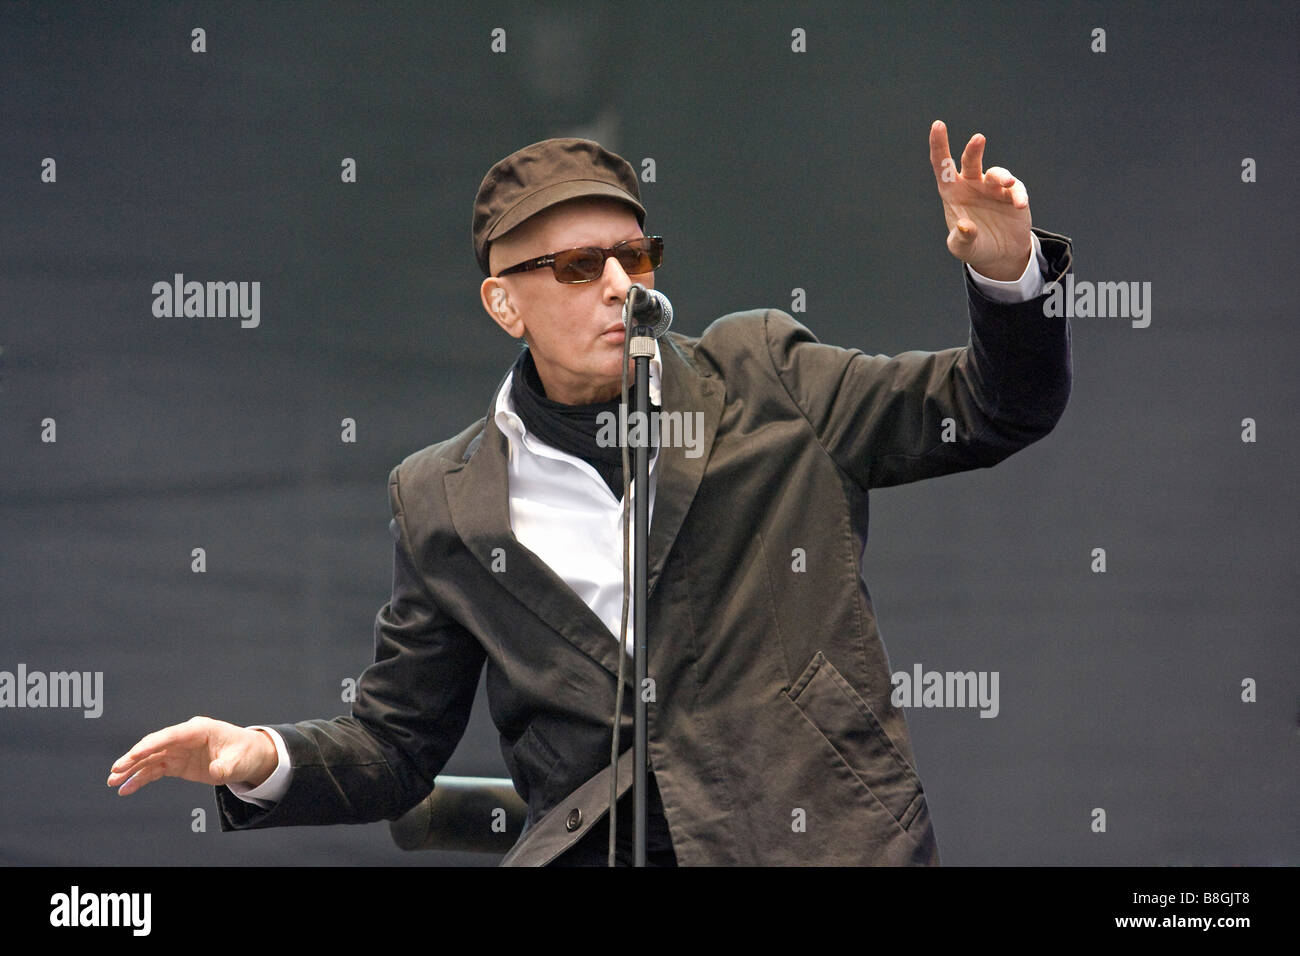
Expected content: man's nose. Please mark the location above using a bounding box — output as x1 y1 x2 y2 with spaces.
601 254 633 303
600 253 651 304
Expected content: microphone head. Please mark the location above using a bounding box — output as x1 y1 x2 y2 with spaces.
628 284 673 338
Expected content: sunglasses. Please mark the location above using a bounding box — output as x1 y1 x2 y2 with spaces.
496 236 664 283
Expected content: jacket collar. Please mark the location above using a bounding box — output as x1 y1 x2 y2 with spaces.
444 333 724 688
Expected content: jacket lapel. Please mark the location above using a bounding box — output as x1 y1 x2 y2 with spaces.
644 334 724 598
443 336 723 688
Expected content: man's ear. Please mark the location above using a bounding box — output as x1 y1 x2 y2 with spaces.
480 276 525 339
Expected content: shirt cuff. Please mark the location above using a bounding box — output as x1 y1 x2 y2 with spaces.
966 231 1047 303
225 726 292 807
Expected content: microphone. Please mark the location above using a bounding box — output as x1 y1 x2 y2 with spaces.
626 283 673 338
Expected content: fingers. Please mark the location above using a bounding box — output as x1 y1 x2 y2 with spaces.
983 166 1030 208
934 125 1018 199
111 723 191 773
116 762 170 797
946 218 978 260
984 165 1015 188
1008 179 1029 209
929 119 957 184
959 132 985 180
109 732 172 779
108 717 206 790
107 748 172 787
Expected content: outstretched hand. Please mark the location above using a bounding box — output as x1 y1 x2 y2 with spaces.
929 120 1033 281
107 716 277 796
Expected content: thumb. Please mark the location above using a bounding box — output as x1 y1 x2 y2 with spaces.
946 219 977 260
208 757 230 783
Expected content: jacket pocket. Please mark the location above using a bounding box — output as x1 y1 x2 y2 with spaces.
785 651 924 831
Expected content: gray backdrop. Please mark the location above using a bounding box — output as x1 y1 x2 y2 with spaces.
1 0 1296 866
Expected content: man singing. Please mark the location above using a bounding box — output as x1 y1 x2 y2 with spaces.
109 124 1072 865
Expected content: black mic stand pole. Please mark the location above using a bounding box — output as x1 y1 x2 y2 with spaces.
625 288 657 867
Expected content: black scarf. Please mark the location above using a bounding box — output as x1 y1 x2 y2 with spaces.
508 348 659 499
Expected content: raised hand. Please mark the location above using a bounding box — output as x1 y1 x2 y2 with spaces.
107 716 278 796
929 120 1033 281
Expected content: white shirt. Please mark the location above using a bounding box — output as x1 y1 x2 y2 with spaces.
496 341 662 657
229 239 1048 807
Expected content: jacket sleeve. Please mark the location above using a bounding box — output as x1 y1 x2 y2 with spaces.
765 227 1073 490
215 464 486 830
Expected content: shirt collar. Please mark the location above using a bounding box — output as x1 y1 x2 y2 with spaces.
495 341 663 449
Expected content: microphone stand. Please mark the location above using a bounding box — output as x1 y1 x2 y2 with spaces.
620 286 658 867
